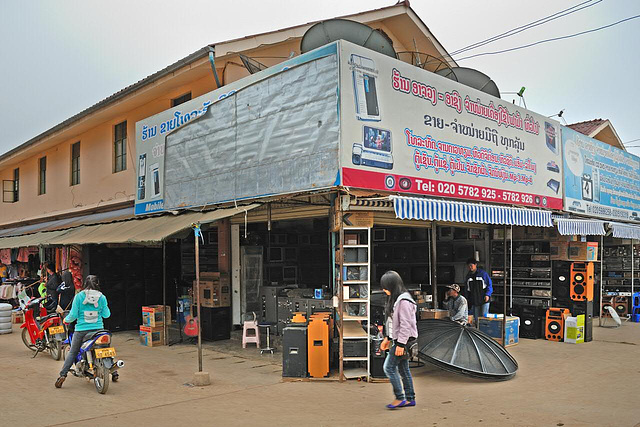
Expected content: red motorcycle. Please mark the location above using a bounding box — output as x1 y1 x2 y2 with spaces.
20 297 66 360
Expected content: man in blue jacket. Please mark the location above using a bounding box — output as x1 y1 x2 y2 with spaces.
465 258 492 327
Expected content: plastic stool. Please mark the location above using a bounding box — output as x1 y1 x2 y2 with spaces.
632 314 640 323
242 312 260 348
258 322 276 354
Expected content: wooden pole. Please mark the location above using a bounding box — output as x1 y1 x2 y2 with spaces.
194 223 203 372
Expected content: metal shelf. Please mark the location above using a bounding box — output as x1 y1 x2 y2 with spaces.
343 263 368 266
506 284 552 289
344 280 368 285
492 294 550 300
343 315 368 321
343 245 369 248
344 298 368 303
343 356 368 361
342 322 368 339
492 277 551 281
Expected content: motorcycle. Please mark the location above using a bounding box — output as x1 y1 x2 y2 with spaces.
62 328 125 394
20 297 66 360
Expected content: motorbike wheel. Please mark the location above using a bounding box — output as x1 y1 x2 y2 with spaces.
21 328 37 351
49 340 62 361
94 359 110 394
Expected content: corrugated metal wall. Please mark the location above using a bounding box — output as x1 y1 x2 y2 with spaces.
164 54 340 210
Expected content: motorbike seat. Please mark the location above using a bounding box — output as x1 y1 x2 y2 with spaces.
36 313 60 323
82 329 110 342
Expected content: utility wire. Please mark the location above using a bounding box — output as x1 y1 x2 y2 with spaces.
448 0 602 57
454 14 640 62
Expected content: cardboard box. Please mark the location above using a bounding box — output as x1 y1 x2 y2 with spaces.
142 305 171 327
419 309 448 320
550 241 569 260
12 310 24 324
478 316 519 347
193 280 230 308
564 315 585 344
569 242 598 261
139 325 164 347
344 234 359 245
200 271 220 280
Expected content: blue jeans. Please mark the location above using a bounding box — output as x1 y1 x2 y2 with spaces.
60 330 91 377
383 345 415 401
470 302 490 326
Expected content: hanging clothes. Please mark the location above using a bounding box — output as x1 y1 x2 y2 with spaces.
17 248 30 263
0 249 11 265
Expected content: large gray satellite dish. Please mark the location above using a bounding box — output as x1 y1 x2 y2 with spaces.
300 19 396 58
435 67 501 98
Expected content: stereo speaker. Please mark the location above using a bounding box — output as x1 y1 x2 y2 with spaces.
614 296 629 317
515 305 544 339
570 262 594 301
552 261 572 305
546 308 570 341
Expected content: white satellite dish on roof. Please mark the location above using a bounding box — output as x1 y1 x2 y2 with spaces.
435 67 501 98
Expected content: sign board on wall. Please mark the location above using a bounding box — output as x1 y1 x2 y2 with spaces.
135 44 339 215
562 126 640 221
338 41 564 210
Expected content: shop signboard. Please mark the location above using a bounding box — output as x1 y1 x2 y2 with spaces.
135 44 339 215
562 126 640 221
338 41 564 210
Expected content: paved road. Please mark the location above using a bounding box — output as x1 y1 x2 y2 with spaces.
1 322 639 427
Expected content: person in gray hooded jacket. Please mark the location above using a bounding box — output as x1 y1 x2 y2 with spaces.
380 271 418 409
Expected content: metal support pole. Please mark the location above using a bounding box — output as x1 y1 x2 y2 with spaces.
338 194 344 383
599 235 604 327
502 225 507 347
193 223 203 372
163 240 167 346
632 239 635 297
430 222 438 309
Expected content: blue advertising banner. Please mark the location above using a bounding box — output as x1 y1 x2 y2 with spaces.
562 126 640 221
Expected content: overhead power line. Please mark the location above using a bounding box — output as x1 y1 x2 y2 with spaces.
449 0 602 57
454 14 640 62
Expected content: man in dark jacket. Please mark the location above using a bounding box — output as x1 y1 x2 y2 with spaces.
465 258 492 327
44 262 61 309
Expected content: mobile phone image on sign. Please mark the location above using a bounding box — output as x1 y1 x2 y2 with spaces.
137 154 146 200
359 126 393 170
150 163 161 199
350 54 380 122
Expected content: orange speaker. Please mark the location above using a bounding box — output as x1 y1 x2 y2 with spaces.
546 308 570 341
570 262 594 301
614 296 629 317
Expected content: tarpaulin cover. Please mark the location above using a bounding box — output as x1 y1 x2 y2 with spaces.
417 319 518 380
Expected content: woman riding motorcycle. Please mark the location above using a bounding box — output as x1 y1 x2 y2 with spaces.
55 275 110 388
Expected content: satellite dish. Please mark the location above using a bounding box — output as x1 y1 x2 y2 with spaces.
435 67 501 98
564 139 584 177
300 19 396 58
396 51 453 74
239 54 267 74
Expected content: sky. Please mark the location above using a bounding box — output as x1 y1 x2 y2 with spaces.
1 0 639 157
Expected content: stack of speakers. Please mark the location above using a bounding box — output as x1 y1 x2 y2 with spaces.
547 260 594 342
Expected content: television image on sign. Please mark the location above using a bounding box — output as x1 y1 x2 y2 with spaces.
364 126 391 152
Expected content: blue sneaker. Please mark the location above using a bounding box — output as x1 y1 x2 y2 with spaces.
386 400 407 409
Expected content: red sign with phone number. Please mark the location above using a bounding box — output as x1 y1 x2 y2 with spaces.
343 167 563 210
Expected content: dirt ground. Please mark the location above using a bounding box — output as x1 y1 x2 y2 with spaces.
1 321 639 427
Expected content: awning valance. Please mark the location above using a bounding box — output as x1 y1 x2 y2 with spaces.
555 218 607 236
609 222 640 240
390 195 553 227
47 204 260 245
0 204 259 249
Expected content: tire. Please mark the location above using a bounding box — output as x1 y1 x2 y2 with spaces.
21 328 37 351
0 312 11 319
94 359 110 394
0 321 12 329
49 340 62 361
0 303 12 310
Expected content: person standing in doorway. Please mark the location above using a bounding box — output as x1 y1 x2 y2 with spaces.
465 258 492 326
379 271 417 409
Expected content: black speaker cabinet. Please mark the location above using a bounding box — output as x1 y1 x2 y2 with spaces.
571 300 593 342
200 306 231 341
552 261 572 305
515 305 544 339
283 325 308 377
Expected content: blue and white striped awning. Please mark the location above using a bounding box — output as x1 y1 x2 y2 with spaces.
609 222 640 240
391 195 553 227
554 218 606 236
